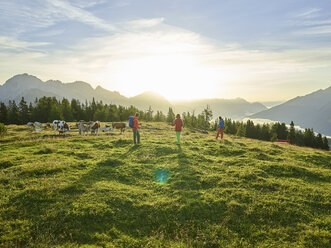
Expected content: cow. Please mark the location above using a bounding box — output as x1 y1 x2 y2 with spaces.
27 122 35 128
89 121 101 135
77 121 90 136
112 122 127 133
34 122 43 128
101 124 112 132
46 122 51 129
53 120 70 136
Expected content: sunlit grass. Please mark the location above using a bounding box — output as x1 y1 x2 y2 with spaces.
0 123 330 247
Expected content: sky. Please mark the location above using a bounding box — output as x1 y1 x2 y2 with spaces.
0 0 331 101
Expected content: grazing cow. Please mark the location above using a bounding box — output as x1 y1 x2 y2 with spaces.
53 120 70 135
46 122 51 129
34 122 43 128
27 122 35 128
101 124 112 132
112 122 127 133
77 122 90 136
90 121 101 135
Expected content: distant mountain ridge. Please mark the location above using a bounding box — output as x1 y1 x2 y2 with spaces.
0 73 267 119
173 98 266 120
250 86 331 136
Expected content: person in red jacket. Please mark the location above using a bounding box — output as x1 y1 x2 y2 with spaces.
132 113 141 144
172 114 183 145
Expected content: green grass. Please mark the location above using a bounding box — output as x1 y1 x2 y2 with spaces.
0 123 330 247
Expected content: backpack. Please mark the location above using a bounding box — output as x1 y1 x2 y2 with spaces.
129 116 134 128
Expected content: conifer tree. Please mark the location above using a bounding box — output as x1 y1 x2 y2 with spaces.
61 98 73 121
154 110 166 122
287 121 296 144
145 106 153 122
245 120 257 138
315 133 324 149
8 100 20 124
94 108 107 121
71 99 83 121
236 123 246 137
167 107 175 123
271 132 278 142
191 110 196 128
0 102 8 124
303 128 315 147
322 137 329 150
19 97 29 124
260 124 271 141
49 103 63 121
118 105 125 121
202 105 213 131
109 104 119 121
295 130 304 146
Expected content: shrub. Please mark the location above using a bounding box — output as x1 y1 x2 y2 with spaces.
0 123 7 137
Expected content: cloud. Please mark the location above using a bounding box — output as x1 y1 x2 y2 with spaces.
295 8 321 19
0 36 50 50
3 20 328 99
295 25 331 35
44 0 116 31
1 4 331 101
299 19 331 26
127 18 165 29
69 0 108 9
289 7 331 37
0 0 116 34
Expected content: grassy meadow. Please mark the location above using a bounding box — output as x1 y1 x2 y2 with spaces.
0 123 330 247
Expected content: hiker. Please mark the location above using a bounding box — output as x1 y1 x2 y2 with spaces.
172 114 183 145
216 116 224 140
131 113 141 144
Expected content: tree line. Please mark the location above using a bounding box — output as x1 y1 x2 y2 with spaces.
0 96 329 150
179 108 329 150
0 97 211 126
218 118 329 151
0 97 160 124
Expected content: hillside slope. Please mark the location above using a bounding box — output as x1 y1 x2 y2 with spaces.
0 125 330 247
250 86 331 136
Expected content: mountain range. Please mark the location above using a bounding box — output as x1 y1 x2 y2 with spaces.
0 73 267 119
250 86 331 136
1 74 330 136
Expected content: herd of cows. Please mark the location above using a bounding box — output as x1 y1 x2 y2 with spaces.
26 120 129 136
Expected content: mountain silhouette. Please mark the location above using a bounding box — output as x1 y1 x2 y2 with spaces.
250 86 331 136
0 73 267 119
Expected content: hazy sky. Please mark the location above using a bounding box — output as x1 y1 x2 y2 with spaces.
1 0 331 101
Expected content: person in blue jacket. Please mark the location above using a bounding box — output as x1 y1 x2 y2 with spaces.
216 116 224 139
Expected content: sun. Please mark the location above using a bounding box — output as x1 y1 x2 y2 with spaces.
105 54 227 101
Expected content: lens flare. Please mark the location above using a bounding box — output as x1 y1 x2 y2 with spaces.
154 168 170 184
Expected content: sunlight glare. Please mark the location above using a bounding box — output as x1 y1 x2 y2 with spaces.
106 54 227 100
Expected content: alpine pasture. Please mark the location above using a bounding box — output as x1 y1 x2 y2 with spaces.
0 123 330 247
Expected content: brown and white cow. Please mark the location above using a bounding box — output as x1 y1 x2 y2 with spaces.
112 122 127 133
53 120 70 135
90 121 101 135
